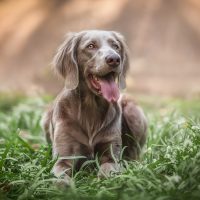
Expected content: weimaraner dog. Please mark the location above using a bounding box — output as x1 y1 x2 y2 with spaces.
42 30 147 184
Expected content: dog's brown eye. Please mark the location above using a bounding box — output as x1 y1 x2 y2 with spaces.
87 44 96 49
113 44 120 50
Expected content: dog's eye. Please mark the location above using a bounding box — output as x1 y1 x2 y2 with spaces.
112 44 120 50
87 44 96 49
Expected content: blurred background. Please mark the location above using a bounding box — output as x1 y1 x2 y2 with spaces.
0 0 200 97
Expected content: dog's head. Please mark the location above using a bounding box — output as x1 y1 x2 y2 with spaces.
53 30 129 103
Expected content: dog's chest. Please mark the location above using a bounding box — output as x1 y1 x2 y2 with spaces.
80 107 102 138
79 102 120 146
78 98 106 136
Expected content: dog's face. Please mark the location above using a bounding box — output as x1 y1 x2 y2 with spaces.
53 30 129 103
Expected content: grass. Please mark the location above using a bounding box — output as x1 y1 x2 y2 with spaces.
0 95 200 200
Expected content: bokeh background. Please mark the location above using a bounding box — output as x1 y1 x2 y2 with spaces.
0 0 200 97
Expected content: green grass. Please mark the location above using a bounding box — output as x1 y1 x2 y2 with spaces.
0 95 200 200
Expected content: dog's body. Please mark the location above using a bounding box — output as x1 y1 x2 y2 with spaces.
42 30 147 183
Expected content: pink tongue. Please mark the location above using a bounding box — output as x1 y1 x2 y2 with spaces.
99 78 119 103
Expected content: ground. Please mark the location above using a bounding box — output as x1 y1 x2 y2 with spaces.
0 94 199 200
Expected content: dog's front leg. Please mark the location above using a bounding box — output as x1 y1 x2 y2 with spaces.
52 121 84 185
96 137 122 177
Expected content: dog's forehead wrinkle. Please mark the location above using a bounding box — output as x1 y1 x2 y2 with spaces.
82 38 100 46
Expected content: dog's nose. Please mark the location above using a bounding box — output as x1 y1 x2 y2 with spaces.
106 55 120 68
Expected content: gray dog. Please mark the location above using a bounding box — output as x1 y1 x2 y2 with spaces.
42 30 147 183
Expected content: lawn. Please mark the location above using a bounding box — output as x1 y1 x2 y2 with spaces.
0 94 200 200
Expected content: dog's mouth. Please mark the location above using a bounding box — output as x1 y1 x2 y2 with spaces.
88 72 119 103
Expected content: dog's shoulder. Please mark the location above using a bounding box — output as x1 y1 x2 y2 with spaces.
53 88 79 120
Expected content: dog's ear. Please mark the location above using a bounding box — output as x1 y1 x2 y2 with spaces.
53 32 82 90
113 32 130 90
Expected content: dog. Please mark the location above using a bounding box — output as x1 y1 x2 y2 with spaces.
42 30 147 183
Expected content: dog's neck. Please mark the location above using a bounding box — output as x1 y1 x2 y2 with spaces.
75 79 109 112
70 79 121 137
76 83 119 137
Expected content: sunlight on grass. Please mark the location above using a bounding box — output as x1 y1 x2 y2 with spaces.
0 95 199 200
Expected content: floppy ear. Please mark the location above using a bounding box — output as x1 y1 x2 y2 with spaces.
53 32 82 90
113 32 130 90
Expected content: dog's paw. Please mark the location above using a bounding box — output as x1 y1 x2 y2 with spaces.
98 163 121 178
52 161 72 187
54 174 72 188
